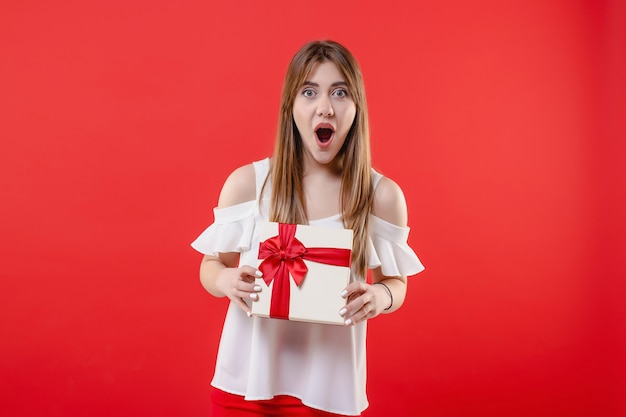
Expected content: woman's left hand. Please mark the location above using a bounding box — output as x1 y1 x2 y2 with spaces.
339 281 390 326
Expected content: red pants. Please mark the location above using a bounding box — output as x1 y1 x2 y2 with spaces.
210 388 353 417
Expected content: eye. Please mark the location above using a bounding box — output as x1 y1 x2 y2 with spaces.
302 88 316 98
332 88 349 98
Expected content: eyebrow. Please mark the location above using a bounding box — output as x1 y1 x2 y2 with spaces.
302 81 348 87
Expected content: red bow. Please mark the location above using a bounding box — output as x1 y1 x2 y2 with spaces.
258 223 352 320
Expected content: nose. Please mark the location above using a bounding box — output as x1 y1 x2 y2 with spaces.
317 95 334 117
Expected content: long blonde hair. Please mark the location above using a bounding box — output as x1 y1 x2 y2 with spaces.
262 40 373 278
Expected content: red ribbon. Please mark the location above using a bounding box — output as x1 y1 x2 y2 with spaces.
257 223 352 319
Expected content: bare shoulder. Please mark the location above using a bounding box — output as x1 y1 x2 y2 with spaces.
371 176 408 227
217 163 257 208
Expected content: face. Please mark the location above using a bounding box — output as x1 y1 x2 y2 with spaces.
292 61 357 171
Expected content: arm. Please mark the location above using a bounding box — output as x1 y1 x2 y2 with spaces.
341 176 409 325
198 164 262 314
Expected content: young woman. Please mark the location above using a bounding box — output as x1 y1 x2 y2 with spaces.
191 40 424 416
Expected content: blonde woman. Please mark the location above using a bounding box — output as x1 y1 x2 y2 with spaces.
192 40 424 416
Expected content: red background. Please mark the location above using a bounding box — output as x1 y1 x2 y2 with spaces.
1 1 624 416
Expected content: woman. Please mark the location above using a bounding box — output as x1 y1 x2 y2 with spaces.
192 40 424 416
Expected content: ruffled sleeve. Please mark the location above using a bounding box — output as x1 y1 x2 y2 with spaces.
368 215 425 277
190 200 256 256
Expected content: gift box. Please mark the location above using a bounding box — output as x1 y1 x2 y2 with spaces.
252 222 353 325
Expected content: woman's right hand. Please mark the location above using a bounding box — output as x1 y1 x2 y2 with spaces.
215 265 263 315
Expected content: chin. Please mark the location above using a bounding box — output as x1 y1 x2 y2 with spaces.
315 152 341 166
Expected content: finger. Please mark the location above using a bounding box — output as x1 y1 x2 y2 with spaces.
341 281 366 300
340 297 364 324
347 292 363 303
240 266 263 281
345 285 372 306
343 290 377 325
232 283 263 301
344 301 375 326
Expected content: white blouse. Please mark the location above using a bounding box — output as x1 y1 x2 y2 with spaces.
191 158 424 415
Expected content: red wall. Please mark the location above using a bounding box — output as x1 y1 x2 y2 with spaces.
1 1 624 416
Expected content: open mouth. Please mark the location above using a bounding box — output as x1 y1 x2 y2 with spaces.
315 128 334 143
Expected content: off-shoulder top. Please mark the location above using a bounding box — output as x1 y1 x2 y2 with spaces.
191 158 424 415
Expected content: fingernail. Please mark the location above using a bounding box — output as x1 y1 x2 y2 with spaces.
340 289 348 298
344 319 352 326
246 311 252 318
255 270 263 277
253 285 262 292
339 308 347 317
249 293 258 300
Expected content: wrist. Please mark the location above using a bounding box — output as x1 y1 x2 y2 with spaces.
373 282 393 311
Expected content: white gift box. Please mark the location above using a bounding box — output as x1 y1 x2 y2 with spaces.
252 222 353 325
